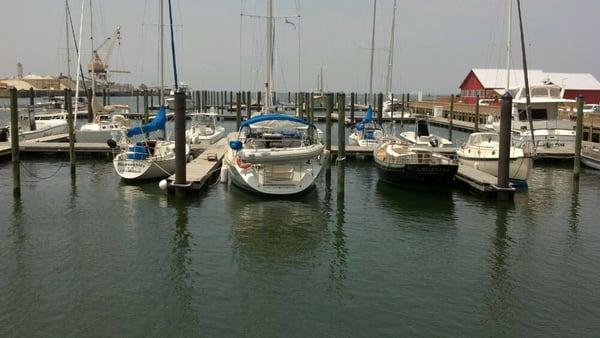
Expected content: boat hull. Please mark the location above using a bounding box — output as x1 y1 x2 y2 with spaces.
457 156 532 183
113 156 176 180
582 155 600 170
75 129 120 143
15 121 68 142
374 161 458 186
185 127 225 146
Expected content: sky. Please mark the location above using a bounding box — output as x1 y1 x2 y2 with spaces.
0 0 598 95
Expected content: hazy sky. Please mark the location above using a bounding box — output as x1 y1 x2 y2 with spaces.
1 0 598 94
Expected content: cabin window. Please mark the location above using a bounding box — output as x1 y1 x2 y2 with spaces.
518 108 547 121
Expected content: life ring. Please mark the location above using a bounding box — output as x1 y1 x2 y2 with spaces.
236 156 252 170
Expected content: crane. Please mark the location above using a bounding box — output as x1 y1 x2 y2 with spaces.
88 26 129 81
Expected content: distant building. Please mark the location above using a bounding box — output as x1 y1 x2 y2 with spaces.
459 69 600 104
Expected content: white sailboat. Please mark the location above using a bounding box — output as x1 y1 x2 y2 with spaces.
348 0 386 148
223 0 324 195
110 0 188 181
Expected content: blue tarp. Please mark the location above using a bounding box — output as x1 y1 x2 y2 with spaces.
363 105 373 123
126 106 167 137
240 114 317 130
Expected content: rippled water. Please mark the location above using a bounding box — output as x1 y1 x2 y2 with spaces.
1 153 599 336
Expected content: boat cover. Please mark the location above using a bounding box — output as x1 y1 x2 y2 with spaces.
240 114 316 130
126 106 167 137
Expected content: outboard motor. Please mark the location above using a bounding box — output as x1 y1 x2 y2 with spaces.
428 135 439 148
0 127 8 142
106 139 118 149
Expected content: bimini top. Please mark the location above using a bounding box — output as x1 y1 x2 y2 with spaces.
240 114 316 129
126 106 166 137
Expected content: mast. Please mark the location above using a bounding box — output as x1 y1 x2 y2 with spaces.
160 0 164 106
384 0 397 98
89 0 96 114
516 0 535 150
265 0 273 112
74 0 85 117
505 0 512 92
65 0 71 88
368 0 377 105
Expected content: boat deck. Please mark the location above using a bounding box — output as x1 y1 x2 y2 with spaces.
167 132 234 191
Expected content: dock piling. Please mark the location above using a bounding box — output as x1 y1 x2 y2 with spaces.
236 92 242 130
29 87 34 107
377 93 383 125
474 94 480 132
10 88 20 195
326 93 333 152
337 93 346 160
574 95 584 179
65 88 76 171
448 94 454 141
87 89 93 123
497 92 513 200
143 90 149 124
173 91 188 197
350 92 355 123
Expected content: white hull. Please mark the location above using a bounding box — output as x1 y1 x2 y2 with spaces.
515 129 576 159
458 156 532 183
113 156 176 180
225 151 323 195
76 128 121 143
399 131 452 147
582 154 600 170
14 121 69 142
348 131 383 149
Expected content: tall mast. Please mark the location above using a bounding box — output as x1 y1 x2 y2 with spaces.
368 0 377 105
385 0 397 97
65 0 71 88
89 0 96 113
516 0 535 150
505 0 512 92
265 0 273 112
74 0 85 117
160 0 165 106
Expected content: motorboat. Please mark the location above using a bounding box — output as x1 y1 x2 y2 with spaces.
75 114 129 143
5 115 68 142
348 105 385 149
493 83 576 159
399 119 452 148
374 137 458 186
582 143 600 170
223 114 325 195
185 112 225 146
456 132 532 185
111 107 189 180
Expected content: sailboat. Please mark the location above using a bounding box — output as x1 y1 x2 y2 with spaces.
348 0 386 148
381 0 406 120
223 0 324 195
110 0 188 180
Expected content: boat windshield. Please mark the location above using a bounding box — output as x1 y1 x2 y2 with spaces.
469 133 499 145
242 120 318 148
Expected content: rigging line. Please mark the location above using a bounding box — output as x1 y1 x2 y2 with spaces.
66 2 88 92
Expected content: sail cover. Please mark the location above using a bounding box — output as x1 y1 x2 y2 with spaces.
126 106 167 137
240 114 317 130
363 105 373 123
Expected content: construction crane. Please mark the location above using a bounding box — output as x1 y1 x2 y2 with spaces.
88 26 129 82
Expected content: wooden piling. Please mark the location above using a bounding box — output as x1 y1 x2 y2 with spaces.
136 90 140 113
236 92 242 130
448 94 454 141
65 88 75 171
497 92 512 200
29 87 34 107
350 92 355 123
377 93 383 125
337 93 346 160
574 96 584 179
174 91 188 197
309 92 314 122
257 91 262 111
87 88 93 123
297 92 304 119
326 93 333 151
10 88 20 195
150 89 154 108
474 94 480 132
143 90 149 123
102 88 106 106
247 91 251 117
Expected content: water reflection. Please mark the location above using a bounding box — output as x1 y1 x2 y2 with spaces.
329 162 348 294
229 187 328 264
69 171 77 211
485 201 518 327
567 180 580 251
168 197 195 315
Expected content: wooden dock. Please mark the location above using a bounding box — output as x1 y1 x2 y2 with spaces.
167 132 234 191
454 164 516 197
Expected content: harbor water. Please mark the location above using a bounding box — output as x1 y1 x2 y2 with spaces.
1 96 599 336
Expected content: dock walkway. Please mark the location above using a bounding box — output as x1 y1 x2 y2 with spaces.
167 132 234 191
455 164 516 196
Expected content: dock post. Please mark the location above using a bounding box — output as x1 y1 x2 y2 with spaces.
497 92 513 201
448 94 454 141
326 93 333 152
174 91 188 197
143 90 149 123
29 87 34 107
87 88 93 123
309 92 314 122
65 88 76 172
229 91 234 111
337 93 346 160
474 94 480 132
350 92 355 123
574 95 584 179
247 91 252 117
102 88 106 106
377 93 383 125
364 93 368 106
236 92 242 130
297 92 303 119
150 89 154 108
257 91 262 111
288 92 291 105
10 88 20 195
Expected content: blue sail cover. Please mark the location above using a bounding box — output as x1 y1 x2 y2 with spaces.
355 105 374 131
126 106 167 137
240 114 317 130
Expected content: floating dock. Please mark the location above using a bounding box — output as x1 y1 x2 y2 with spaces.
166 132 234 191
454 164 516 197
